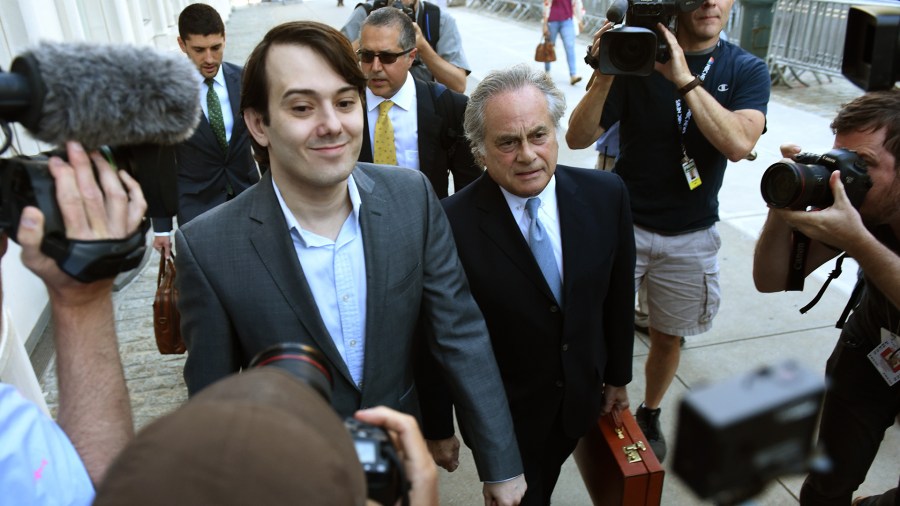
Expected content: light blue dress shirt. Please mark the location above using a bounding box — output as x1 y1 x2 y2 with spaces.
0 383 94 506
273 177 368 388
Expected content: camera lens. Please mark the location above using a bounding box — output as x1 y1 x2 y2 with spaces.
609 35 656 73
249 343 334 401
760 161 833 210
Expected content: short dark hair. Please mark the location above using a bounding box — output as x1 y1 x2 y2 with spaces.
362 7 416 51
831 89 900 169
178 3 225 40
240 21 367 167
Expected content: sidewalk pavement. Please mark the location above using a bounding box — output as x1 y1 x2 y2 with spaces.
39 1 898 503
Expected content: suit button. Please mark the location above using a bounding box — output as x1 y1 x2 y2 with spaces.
561 344 569 352
550 305 559 313
555 380 564 388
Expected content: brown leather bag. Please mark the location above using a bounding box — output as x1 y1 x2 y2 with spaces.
153 253 185 354
574 410 665 505
534 36 557 63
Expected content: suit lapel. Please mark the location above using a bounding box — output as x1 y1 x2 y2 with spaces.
360 111 374 163
555 167 587 304
247 173 355 385
475 174 557 302
414 79 441 180
224 63 243 155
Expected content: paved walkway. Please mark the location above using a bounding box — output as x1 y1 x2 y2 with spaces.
40 1 896 504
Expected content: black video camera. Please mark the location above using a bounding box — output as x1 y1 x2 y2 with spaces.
0 144 175 282
250 344 410 506
760 148 872 211
585 0 702 76
842 5 900 91
370 0 415 21
673 361 826 505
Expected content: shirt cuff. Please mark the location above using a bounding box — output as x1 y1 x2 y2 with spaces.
154 232 172 237
484 473 524 484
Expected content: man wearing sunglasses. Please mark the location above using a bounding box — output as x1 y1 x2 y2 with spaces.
356 7 481 199
341 0 470 93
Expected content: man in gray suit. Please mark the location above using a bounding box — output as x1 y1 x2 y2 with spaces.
152 3 259 259
175 21 526 505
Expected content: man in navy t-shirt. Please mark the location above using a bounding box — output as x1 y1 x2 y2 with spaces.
566 0 769 462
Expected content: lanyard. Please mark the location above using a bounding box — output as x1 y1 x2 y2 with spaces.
674 45 718 137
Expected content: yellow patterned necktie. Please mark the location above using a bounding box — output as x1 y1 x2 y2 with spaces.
373 100 397 165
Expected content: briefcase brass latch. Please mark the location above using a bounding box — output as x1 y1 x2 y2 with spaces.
615 427 624 439
623 441 647 463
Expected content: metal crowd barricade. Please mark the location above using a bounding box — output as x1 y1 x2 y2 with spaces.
471 0 542 21
766 0 895 87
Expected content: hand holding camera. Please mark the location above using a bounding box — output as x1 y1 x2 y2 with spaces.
19 141 147 297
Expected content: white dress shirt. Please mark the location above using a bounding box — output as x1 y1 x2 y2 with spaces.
499 175 564 280
199 65 235 142
365 74 419 171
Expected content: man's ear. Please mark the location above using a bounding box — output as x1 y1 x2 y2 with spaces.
243 108 270 148
177 36 187 54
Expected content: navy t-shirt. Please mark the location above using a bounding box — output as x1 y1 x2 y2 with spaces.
600 40 770 233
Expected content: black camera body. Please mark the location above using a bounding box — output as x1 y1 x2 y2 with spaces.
760 148 872 211
673 361 826 504
586 0 702 76
250 344 409 506
370 0 415 21
842 5 900 92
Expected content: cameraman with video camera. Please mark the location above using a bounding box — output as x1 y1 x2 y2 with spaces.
566 0 769 462
340 0 470 93
753 90 900 506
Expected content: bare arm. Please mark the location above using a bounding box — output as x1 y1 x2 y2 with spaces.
768 170 900 308
566 23 616 149
655 26 766 162
17 141 145 483
753 144 839 292
413 23 467 93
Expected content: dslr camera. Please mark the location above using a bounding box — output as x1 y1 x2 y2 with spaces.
585 0 702 76
250 343 410 506
369 0 415 21
759 148 872 211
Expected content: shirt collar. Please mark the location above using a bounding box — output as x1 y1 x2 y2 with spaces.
499 174 558 213
366 73 416 113
271 174 363 238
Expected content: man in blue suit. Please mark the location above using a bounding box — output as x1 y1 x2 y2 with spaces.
152 3 259 258
422 65 635 506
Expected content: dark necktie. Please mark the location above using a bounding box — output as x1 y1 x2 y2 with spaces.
525 197 562 304
205 78 228 154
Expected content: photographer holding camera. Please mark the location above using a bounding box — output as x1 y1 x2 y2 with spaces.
1 141 145 503
753 90 900 506
566 0 769 462
341 0 470 93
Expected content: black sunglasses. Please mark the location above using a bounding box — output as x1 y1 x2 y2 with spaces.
356 47 414 64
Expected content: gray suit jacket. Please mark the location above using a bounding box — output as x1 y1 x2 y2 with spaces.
175 164 522 481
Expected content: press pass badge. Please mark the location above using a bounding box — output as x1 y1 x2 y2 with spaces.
682 156 702 190
867 328 900 386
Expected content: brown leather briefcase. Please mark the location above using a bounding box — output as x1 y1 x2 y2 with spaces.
574 410 665 505
153 253 185 355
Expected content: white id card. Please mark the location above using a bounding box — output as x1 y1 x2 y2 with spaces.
867 328 900 386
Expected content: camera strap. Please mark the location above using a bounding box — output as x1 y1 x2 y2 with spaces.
799 252 850 315
786 231 811 291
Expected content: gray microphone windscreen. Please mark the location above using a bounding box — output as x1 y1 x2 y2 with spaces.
24 41 201 148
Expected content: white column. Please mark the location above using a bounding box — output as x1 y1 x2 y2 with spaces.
54 0 87 41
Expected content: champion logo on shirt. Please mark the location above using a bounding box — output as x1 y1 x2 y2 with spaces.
717 83 730 92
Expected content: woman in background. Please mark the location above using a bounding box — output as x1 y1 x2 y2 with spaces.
542 0 584 85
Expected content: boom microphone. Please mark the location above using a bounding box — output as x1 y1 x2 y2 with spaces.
606 0 629 24
0 41 201 148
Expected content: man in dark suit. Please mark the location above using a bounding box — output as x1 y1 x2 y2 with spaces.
175 21 526 505
152 3 259 258
356 7 480 199
423 65 635 505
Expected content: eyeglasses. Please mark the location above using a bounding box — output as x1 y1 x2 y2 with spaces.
356 47 414 64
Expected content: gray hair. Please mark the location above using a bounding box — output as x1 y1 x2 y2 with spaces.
464 64 566 161
361 7 416 51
